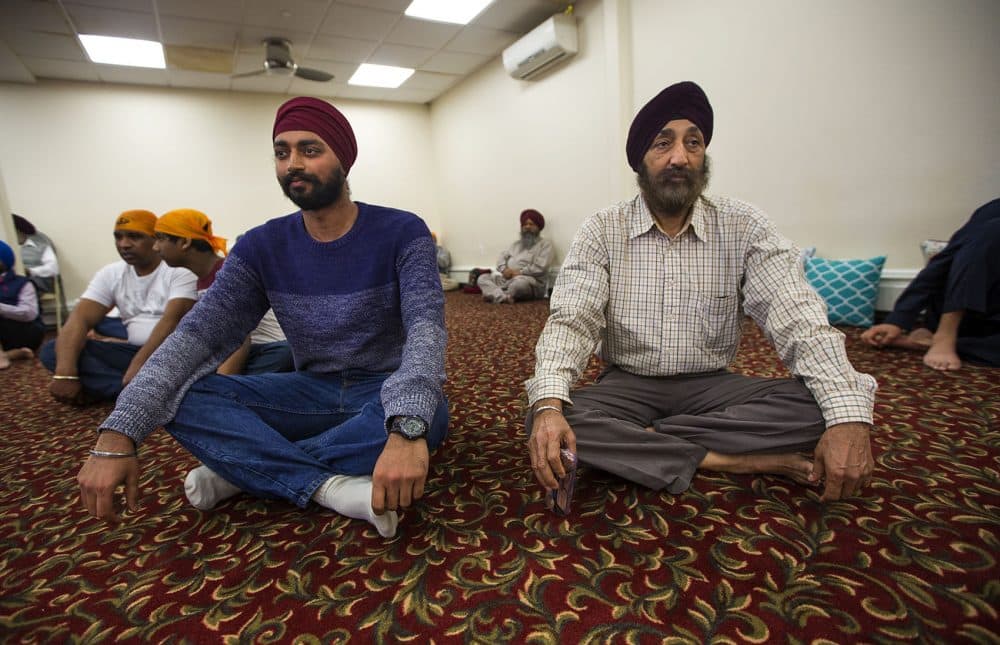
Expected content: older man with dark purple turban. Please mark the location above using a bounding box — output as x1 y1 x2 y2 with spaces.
526 81 877 509
79 96 448 539
478 208 554 304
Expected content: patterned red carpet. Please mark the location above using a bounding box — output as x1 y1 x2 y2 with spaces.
2 291 998 643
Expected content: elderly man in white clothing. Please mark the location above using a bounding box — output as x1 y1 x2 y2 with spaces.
478 209 554 304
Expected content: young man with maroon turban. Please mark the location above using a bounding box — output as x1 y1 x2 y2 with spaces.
78 97 448 538
526 81 876 504
478 209 554 304
40 210 197 403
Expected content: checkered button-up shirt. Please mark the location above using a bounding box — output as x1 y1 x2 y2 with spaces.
526 194 876 427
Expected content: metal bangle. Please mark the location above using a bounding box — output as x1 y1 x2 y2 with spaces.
89 449 137 458
52 375 80 380
534 405 563 416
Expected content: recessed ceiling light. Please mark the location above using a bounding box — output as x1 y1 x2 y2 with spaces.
404 0 494 25
349 64 414 88
79 34 166 69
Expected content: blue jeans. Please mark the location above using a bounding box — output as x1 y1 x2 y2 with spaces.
39 339 138 400
245 341 295 374
166 370 449 508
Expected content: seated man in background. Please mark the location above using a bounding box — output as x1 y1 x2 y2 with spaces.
153 209 293 374
40 210 197 403
526 81 876 505
478 209 554 303
432 232 459 292
78 97 448 538
0 240 45 368
13 213 59 294
862 198 999 370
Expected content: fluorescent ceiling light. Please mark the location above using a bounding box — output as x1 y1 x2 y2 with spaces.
404 0 494 25
79 34 165 69
349 64 414 88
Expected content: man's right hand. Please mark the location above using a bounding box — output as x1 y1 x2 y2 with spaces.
78 431 140 521
527 403 577 490
861 323 903 347
50 377 85 404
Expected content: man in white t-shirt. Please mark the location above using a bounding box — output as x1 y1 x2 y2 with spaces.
40 210 198 404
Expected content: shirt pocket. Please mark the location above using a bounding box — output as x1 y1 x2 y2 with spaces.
700 293 742 352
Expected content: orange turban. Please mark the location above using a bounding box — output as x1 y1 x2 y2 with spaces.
114 210 157 236
155 208 228 256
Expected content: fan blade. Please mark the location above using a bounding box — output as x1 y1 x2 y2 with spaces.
231 69 267 79
295 67 334 82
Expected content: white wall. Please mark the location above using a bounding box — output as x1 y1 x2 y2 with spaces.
0 81 439 300
431 0 1000 272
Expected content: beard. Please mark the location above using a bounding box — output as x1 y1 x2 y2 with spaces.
520 230 539 248
637 155 711 216
279 166 346 211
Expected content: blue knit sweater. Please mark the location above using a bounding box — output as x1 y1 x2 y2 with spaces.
102 202 447 444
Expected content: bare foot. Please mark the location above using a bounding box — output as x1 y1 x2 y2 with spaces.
699 451 816 485
889 327 934 351
0 353 9 370
5 347 34 361
923 343 962 371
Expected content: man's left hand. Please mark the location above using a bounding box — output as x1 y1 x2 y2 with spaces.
810 422 874 501
371 433 430 515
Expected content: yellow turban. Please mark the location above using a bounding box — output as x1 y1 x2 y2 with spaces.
155 208 228 256
114 210 157 236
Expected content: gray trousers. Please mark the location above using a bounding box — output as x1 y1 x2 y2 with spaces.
526 366 826 493
478 273 545 301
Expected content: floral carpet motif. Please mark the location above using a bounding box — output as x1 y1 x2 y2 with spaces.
1 292 998 643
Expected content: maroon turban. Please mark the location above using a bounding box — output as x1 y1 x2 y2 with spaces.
625 81 713 172
12 214 35 236
520 209 544 230
273 97 358 175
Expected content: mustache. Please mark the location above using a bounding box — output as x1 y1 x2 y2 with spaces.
655 167 697 183
281 171 318 187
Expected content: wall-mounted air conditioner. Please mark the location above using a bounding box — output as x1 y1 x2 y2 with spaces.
502 13 578 81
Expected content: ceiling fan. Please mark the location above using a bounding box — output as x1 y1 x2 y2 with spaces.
232 38 334 82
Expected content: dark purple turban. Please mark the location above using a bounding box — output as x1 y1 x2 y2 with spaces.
625 81 713 172
12 214 35 236
273 97 358 175
520 209 545 230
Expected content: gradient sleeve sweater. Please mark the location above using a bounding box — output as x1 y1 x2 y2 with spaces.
101 202 447 445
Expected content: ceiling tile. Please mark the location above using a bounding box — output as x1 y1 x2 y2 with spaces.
159 16 240 50
96 64 169 85
243 0 331 32
474 0 556 33
421 50 490 75
384 17 459 49
0 38 35 83
378 87 438 104
238 26 314 51
0 0 71 33
168 69 234 90
296 58 357 82
230 74 295 94
307 35 377 63
319 4 398 41
402 71 460 92
1 31 86 61
445 25 517 56
21 56 100 81
287 77 344 98
369 43 433 68
335 0 409 11
67 0 154 11
157 0 244 23
63 3 158 40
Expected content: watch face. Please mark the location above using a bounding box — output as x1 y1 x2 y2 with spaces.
393 416 427 439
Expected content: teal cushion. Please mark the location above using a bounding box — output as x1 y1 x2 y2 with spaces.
804 255 886 327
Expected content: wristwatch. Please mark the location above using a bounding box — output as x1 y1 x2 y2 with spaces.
389 415 429 440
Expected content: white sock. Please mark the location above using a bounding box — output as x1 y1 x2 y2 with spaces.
311 475 399 538
184 465 242 510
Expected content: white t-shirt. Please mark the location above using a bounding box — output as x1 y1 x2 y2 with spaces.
81 260 197 346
